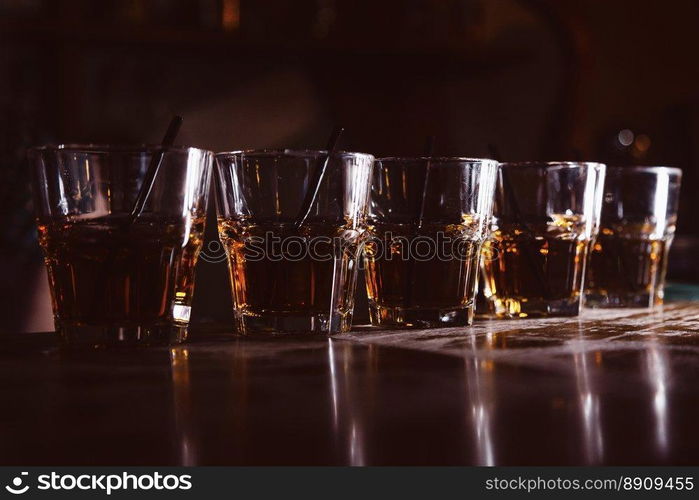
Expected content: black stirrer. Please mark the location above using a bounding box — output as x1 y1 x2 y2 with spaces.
90 116 183 317
294 126 344 229
488 144 552 299
417 135 435 229
129 115 183 224
405 136 436 310
570 150 633 292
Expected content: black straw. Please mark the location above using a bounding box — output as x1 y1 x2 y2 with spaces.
417 135 436 228
129 115 183 223
90 116 183 317
500 169 552 299
488 144 551 299
294 126 344 228
406 136 437 310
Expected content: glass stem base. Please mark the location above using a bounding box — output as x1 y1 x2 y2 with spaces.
56 323 188 349
234 311 352 335
368 303 475 328
585 291 662 308
486 296 581 318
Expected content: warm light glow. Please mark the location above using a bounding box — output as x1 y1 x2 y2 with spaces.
635 134 651 152
222 0 240 31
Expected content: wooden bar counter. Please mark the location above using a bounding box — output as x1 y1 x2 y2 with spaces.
3 302 699 465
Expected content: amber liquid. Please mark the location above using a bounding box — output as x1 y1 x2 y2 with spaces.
38 216 204 333
481 215 589 318
585 225 669 307
218 218 363 334
363 220 482 327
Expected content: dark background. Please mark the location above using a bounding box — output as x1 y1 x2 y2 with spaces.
1 0 698 332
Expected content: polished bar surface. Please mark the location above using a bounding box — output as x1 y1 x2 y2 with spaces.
2 303 699 465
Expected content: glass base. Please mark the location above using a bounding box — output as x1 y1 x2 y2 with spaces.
487 296 581 318
56 323 188 349
234 311 352 335
368 303 474 328
585 291 661 308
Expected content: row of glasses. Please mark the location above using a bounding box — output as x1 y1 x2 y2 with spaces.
29 145 681 347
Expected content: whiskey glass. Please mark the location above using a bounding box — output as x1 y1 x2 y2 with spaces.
363 157 498 328
29 144 213 347
215 149 374 335
481 162 606 318
585 166 681 308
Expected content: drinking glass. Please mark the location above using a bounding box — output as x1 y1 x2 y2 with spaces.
481 162 606 318
585 166 682 308
363 157 498 328
215 149 374 335
29 144 213 347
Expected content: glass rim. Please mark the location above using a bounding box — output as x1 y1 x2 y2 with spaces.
376 156 498 165
28 143 213 155
607 165 682 176
499 161 606 170
215 149 374 160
